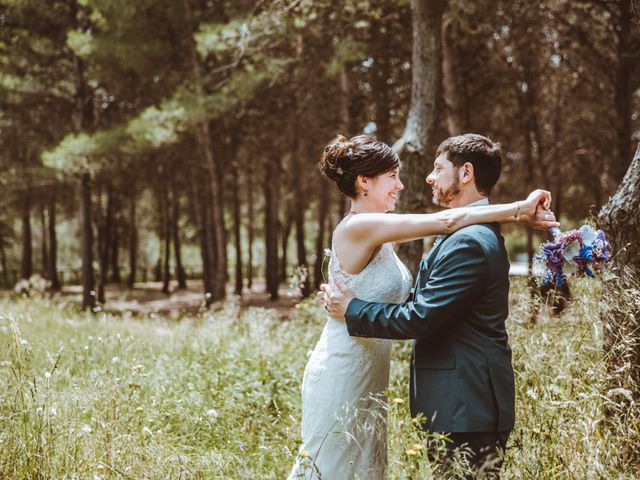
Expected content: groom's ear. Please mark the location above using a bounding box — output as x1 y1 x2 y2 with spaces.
460 162 475 185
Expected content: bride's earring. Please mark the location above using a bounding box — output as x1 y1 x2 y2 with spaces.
363 191 368 197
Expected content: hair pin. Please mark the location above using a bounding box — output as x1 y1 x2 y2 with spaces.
336 167 344 175
347 148 353 157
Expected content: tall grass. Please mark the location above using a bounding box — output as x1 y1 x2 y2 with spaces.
0 280 637 479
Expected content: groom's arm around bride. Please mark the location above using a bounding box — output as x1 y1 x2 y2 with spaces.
334 221 513 478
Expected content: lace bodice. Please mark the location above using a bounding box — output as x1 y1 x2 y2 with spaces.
328 211 413 304
329 242 413 305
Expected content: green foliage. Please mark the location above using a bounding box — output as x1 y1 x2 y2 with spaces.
0 281 638 478
66 29 94 58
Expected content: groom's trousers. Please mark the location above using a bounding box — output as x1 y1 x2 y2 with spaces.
441 431 510 479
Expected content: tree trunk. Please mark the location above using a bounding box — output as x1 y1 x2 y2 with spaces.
372 21 392 143
294 208 310 297
206 149 227 301
171 177 187 289
127 191 137 289
71 0 94 310
161 170 171 295
191 176 214 304
0 239 7 287
597 143 640 464
338 64 355 219
442 17 467 136
80 173 95 309
47 195 60 290
183 0 226 303
393 0 446 276
231 162 243 295
265 158 280 300
280 216 292 283
110 211 121 284
40 204 49 279
599 144 640 268
20 196 32 280
293 143 310 297
314 186 329 289
97 186 113 304
247 164 255 291
612 0 633 186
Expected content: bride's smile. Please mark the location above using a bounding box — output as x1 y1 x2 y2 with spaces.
359 167 404 213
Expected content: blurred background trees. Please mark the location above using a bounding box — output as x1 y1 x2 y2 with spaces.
0 0 638 306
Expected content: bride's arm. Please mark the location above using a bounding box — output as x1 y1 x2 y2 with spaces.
346 189 558 248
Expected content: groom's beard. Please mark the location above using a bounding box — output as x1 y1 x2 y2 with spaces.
432 175 460 207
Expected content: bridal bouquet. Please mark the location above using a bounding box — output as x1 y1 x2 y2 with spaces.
535 225 612 287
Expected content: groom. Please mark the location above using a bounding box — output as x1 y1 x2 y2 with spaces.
324 134 531 478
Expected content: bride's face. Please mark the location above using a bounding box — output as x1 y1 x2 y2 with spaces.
365 167 404 212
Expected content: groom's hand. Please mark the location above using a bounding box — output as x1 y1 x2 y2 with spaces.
320 279 355 322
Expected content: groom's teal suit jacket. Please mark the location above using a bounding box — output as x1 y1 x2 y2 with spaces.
345 223 515 433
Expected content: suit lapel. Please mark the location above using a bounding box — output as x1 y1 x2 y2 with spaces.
412 235 449 299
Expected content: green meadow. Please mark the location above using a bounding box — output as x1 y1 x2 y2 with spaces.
0 279 637 479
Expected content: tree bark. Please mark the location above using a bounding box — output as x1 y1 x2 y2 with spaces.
442 17 467 136
338 64 355 219
97 186 113 304
612 0 634 185
191 175 214 304
0 239 7 287
265 157 280 300
20 196 32 280
314 185 329 289
80 172 95 309
182 0 226 303
161 170 171 295
110 210 121 284
171 177 187 289
71 0 94 310
280 215 292 283
599 144 640 269
597 143 640 463
40 203 49 279
246 162 255 290
372 14 392 143
46 193 61 290
393 0 446 276
231 162 243 296
293 143 310 297
127 191 137 289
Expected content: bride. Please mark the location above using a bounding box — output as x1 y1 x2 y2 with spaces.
287 134 556 479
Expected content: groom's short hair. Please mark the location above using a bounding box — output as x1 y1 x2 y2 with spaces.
436 134 502 196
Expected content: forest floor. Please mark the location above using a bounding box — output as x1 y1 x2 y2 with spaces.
11 262 530 318
55 280 301 317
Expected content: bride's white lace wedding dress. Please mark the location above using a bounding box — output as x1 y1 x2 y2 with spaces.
288 224 413 480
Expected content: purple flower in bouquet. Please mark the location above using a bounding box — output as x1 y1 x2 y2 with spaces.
536 224 612 287
542 243 564 273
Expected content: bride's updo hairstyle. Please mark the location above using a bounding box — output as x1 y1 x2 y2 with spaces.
319 134 400 198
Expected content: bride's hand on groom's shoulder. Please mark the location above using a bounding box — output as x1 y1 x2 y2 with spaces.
521 189 560 230
522 204 560 230
524 189 552 213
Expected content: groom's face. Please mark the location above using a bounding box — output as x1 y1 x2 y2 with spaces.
426 154 460 207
